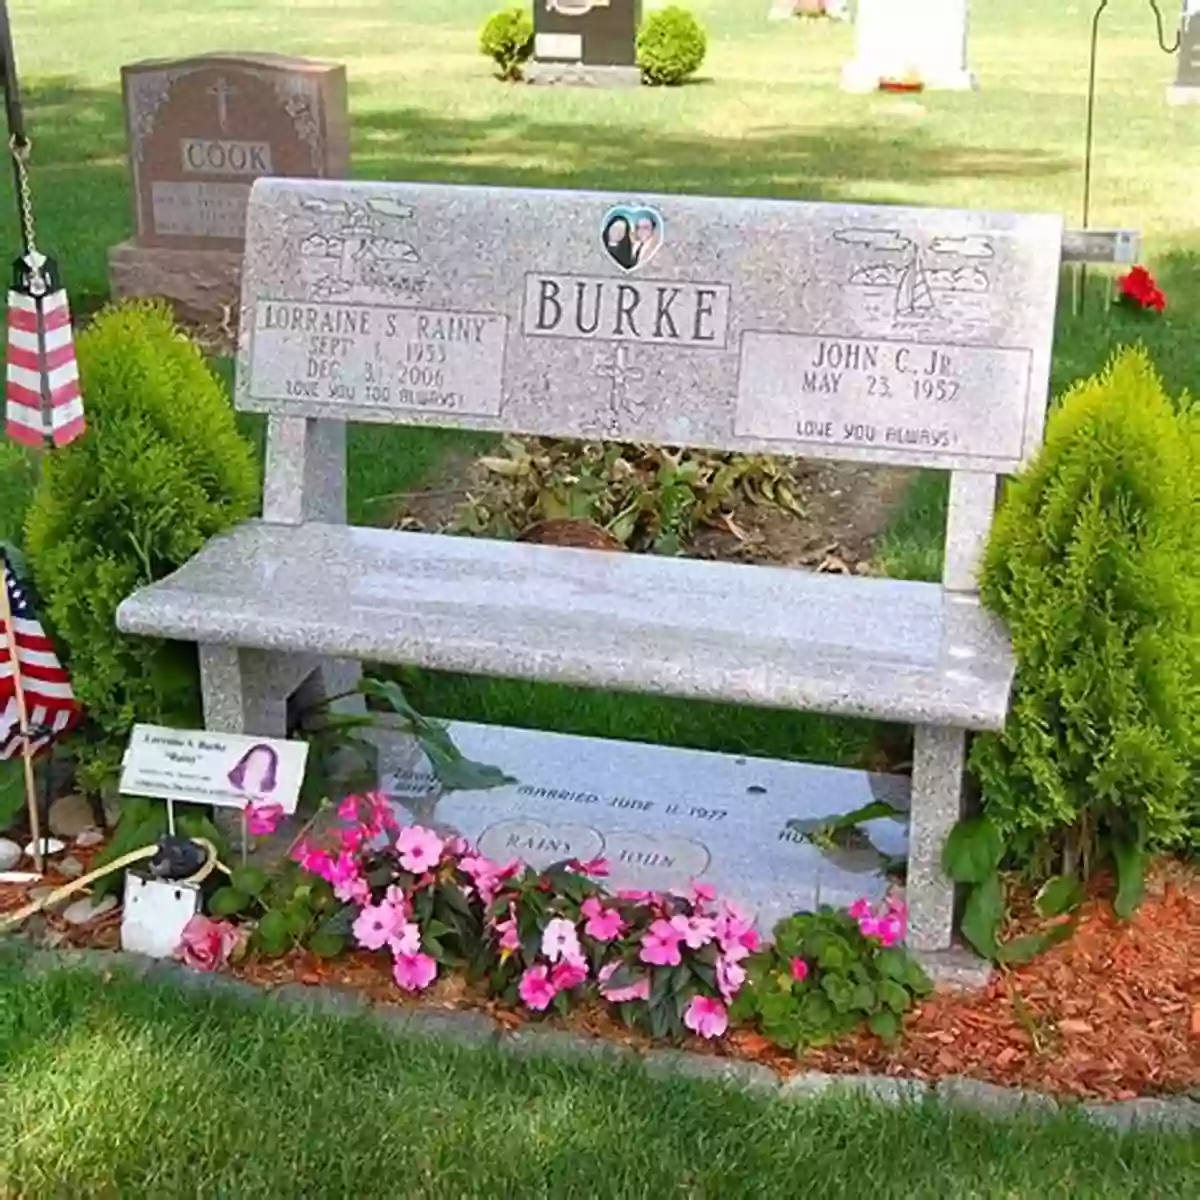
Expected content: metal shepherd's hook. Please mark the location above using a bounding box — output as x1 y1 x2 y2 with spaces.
1080 1 1183 312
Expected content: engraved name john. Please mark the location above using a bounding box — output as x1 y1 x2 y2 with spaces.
523 273 731 348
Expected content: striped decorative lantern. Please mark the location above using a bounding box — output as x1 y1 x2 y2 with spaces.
6 251 84 447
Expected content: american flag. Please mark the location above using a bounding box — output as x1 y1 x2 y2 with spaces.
1 552 81 761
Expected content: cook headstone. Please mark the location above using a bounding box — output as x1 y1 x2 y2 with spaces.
528 0 642 86
1168 2 1200 105
108 53 349 323
380 722 909 934
843 0 976 92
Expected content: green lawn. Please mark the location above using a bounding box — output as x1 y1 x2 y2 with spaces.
1 949 1196 1199
2 0 1198 761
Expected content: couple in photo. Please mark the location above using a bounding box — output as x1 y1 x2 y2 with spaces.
604 208 663 270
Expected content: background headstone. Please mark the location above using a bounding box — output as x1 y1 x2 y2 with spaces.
527 0 643 86
108 53 349 323
843 0 976 92
1168 1 1200 105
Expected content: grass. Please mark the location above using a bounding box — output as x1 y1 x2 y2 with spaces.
1 949 1197 1199
2 0 1199 757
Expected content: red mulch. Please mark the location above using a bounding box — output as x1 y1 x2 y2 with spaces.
3 852 1197 1101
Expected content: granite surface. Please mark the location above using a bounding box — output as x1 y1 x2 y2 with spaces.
235 178 1061 474
376 719 910 933
116 520 1016 729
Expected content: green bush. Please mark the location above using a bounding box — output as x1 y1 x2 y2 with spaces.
637 7 707 86
972 347 1200 875
24 301 259 794
479 8 534 81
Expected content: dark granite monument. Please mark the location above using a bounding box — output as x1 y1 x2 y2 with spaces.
1168 2 1200 105
528 0 642 86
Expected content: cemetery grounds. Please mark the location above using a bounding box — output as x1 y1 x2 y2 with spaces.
0 2 1198 1195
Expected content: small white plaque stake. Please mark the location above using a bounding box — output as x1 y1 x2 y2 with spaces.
120 874 201 959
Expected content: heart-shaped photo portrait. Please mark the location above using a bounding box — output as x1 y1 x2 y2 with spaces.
601 205 665 272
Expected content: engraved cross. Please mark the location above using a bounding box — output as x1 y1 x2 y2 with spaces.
593 345 646 426
208 76 237 132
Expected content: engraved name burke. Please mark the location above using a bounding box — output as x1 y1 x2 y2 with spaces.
523 273 731 348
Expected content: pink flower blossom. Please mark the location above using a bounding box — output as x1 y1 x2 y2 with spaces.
291 839 334 880
691 881 718 907
244 801 285 837
873 913 904 947
389 921 422 958
541 917 582 964
567 856 611 877
714 912 759 963
352 900 405 951
670 914 716 950
848 897 873 921
717 955 746 1002
460 854 507 905
518 963 558 1011
581 897 626 942
336 795 361 823
550 957 588 991
384 885 410 913
393 951 438 992
328 851 370 905
494 915 521 953
617 888 660 904
598 961 651 1003
175 915 245 972
444 835 470 858
683 995 728 1040
790 957 810 983
395 825 445 874
639 918 684 967
338 824 369 854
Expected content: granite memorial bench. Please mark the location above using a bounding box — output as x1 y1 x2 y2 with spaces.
116 179 1063 956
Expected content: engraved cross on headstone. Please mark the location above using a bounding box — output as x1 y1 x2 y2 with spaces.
207 76 237 132
593 345 646 428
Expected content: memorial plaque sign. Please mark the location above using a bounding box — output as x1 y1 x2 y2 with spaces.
381 722 909 933
240 178 1062 473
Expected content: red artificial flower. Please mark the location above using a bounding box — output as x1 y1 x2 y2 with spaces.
1116 266 1166 314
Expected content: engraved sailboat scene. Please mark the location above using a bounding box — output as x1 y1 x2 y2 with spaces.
833 228 996 335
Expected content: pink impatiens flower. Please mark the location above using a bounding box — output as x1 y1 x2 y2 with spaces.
352 900 405 951
716 955 746 1002
790 957 810 983
598 961 651 1003
670 914 716 950
683 995 729 1040
328 851 370 905
541 917 582 964
494 914 521 954
581 897 626 942
393 952 438 992
639 918 684 967
617 888 659 904
389 921 422 958
395 825 445 874
550 957 588 991
518 963 558 1011
848 897 873 921
714 912 759 963
244 801 285 837
567 856 611 877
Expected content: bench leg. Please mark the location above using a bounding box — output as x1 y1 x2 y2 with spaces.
199 646 290 737
906 725 967 952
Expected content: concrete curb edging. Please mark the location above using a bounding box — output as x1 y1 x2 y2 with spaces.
10 944 1200 1134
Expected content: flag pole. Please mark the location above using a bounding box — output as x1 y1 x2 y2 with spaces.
0 556 42 873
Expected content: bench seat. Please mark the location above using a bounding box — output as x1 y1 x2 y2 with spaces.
117 520 1015 731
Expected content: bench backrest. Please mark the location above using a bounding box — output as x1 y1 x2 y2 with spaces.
236 179 1063 591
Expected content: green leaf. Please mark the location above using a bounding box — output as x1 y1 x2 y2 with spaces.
942 817 1004 884
209 886 250 917
256 910 292 957
1113 839 1146 920
787 798 903 838
849 982 877 1013
649 1002 670 1040
601 964 641 993
307 930 346 959
996 919 1078 965
230 866 269 898
650 967 674 1010
960 874 1004 960
440 884 474 919
1034 875 1084 918
875 947 908 982
0 759 27 826
820 973 855 1014
903 958 934 995
868 1009 902 1043
879 979 912 1014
